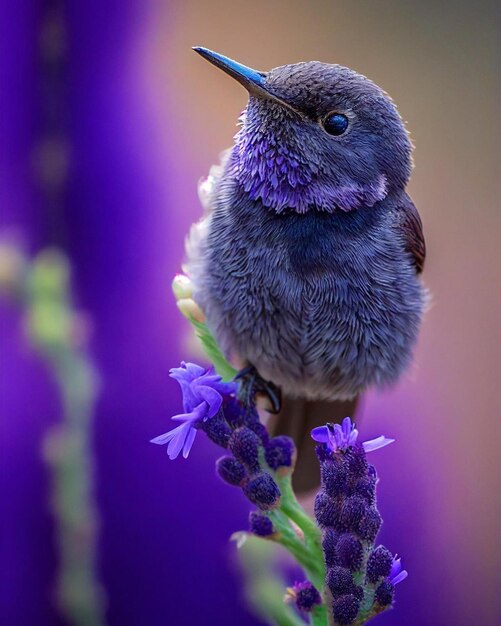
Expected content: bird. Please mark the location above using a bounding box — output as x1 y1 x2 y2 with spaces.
185 47 426 490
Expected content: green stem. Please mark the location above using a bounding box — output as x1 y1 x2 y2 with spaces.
238 536 307 626
277 475 323 553
311 604 328 626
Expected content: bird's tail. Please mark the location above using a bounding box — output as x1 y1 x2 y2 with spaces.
268 396 360 493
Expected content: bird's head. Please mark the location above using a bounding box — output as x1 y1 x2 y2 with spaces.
194 47 412 214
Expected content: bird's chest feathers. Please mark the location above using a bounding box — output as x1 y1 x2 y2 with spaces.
209 203 389 315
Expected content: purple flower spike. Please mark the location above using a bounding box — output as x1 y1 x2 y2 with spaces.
151 362 237 459
389 556 408 585
311 417 394 454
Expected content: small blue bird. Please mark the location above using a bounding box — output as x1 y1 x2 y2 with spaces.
187 48 426 489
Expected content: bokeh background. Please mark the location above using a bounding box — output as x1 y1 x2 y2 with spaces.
1 1 500 625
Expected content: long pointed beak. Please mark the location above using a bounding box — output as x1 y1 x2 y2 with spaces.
193 47 271 98
193 46 305 118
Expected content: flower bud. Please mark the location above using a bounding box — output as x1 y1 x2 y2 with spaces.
176 298 205 323
314 492 338 528
265 436 295 472
249 511 274 537
353 476 376 504
374 580 395 607
321 458 348 497
290 581 322 613
340 496 369 532
202 414 232 448
366 546 393 584
332 594 360 625
172 274 193 300
357 507 382 542
327 566 356 597
229 427 261 473
322 528 340 567
336 534 364 572
345 443 368 478
216 456 247 486
243 472 280 510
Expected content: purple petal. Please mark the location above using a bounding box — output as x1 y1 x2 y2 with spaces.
182 426 197 458
348 426 359 446
167 422 192 460
196 385 223 418
362 436 395 453
342 417 352 440
183 362 207 377
169 366 194 384
392 570 408 585
171 403 206 423
389 557 402 579
212 380 238 396
333 423 344 448
150 427 180 445
311 425 329 443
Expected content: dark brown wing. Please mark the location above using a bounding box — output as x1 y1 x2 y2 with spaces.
393 195 426 274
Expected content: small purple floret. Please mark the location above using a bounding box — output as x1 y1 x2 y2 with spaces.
151 362 236 459
291 581 322 613
311 417 394 454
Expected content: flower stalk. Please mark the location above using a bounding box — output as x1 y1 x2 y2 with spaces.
153 277 409 626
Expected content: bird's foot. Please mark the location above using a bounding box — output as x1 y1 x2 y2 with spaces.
234 365 282 414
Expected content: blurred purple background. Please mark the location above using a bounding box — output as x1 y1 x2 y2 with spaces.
1 1 500 625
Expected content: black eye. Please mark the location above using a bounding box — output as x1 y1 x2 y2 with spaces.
323 113 349 136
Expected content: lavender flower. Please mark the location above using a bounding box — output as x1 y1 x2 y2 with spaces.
151 362 236 459
311 417 394 454
311 418 404 624
374 557 408 608
288 581 322 613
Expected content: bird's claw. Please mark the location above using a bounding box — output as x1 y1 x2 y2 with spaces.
235 365 282 414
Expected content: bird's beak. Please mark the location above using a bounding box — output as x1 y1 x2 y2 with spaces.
193 47 294 110
193 47 270 98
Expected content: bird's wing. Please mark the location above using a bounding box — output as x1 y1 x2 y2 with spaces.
392 194 426 274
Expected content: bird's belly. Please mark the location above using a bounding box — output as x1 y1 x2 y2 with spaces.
237 274 422 400
196 202 425 401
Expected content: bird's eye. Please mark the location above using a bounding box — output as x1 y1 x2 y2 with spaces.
323 113 349 136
